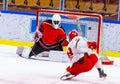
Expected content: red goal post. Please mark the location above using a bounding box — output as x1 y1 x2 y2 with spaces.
35 9 113 65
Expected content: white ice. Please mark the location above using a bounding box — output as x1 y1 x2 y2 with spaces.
0 44 120 84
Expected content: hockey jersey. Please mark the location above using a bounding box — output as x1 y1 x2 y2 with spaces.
67 36 92 64
34 19 68 49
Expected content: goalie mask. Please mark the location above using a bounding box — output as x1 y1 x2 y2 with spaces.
68 30 79 41
52 14 61 29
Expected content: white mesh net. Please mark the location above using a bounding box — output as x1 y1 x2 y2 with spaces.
35 9 113 64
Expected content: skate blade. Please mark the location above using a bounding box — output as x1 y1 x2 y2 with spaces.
60 74 75 80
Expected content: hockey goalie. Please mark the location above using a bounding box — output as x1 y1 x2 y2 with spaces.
16 14 68 60
60 30 107 80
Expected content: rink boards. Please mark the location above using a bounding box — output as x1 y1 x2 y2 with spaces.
0 39 120 58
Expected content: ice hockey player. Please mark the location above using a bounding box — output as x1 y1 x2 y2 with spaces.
16 14 68 58
60 29 107 80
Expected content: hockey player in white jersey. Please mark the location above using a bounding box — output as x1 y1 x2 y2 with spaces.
60 29 107 80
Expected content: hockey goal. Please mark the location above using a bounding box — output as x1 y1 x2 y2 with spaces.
35 9 113 65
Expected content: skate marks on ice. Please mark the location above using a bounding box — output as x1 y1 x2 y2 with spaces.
0 74 117 84
0 45 120 84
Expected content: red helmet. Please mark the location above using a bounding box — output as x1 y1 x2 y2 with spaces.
68 30 78 41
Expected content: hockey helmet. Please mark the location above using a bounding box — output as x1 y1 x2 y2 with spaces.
68 30 79 41
52 14 61 29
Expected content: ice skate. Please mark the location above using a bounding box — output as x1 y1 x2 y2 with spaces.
99 71 107 79
98 68 107 79
60 72 75 80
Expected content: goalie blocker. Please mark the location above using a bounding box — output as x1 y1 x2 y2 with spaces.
16 46 69 62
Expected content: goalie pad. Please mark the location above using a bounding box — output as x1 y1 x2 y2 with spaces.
16 46 31 58
37 51 49 57
16 47 69 62
31 51 69 62
49 50 69 62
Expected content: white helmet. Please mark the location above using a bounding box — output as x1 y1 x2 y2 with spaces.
52 14 61 29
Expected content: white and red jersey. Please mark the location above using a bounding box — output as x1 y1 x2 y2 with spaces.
67 36 92 64
66 36 100 76
65 32 104 76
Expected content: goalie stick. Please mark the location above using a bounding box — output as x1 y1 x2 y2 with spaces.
19 55 49 61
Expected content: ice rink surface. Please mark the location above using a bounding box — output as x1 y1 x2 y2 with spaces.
0 44 120 84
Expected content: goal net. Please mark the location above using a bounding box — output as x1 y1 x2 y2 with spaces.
35 9 113 64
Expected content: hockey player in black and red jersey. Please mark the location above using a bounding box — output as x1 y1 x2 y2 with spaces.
60 30 107 80
16 14 68 58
